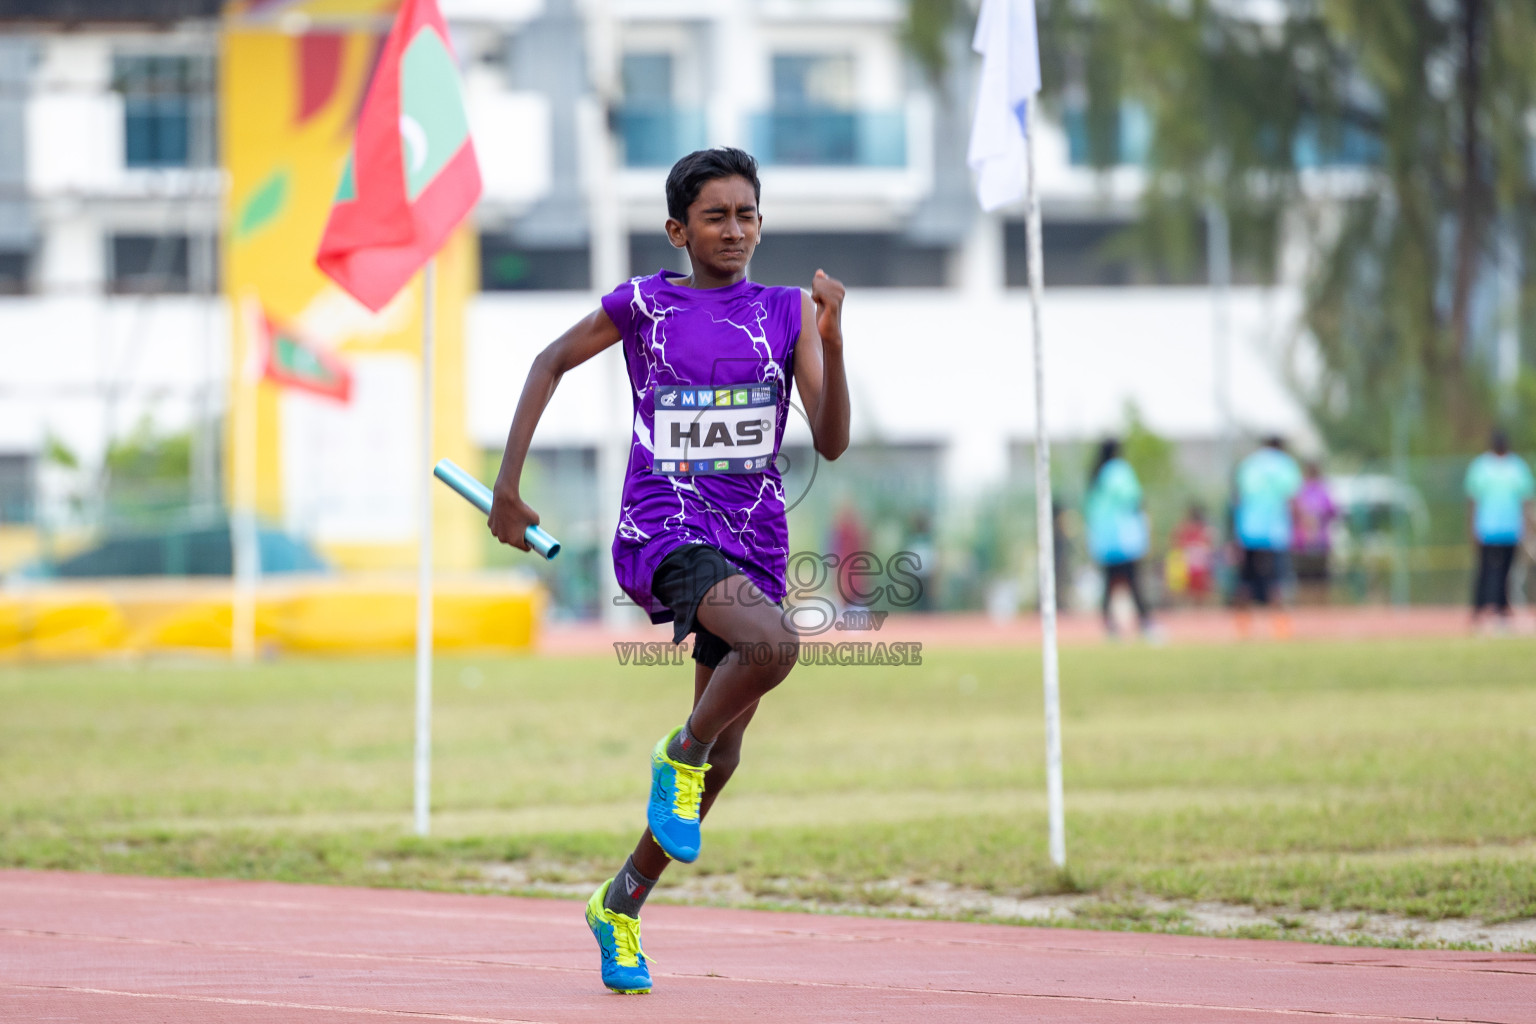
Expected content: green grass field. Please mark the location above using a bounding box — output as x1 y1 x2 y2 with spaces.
4 638 1535 942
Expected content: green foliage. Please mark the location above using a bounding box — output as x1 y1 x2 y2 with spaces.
1119 401 1178 495
102 417 194 520
42 433 79 470
1042 0 1536 457
1041 0 1320 281
902 0 969 85
104 417 191 479
1515 373 1536 452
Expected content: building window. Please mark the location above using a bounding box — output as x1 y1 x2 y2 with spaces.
622 52 673 104
113 55 214 169
773 53 857 110
615 52 705 168
748 232 946 289
480 234 591 291
0 250 28 294
0 454 34 524
1061 103 1152 167
110 234 191 294
1062 101 1377 169
753 53 903 167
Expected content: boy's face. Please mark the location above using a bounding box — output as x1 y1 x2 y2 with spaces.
666 175 761 278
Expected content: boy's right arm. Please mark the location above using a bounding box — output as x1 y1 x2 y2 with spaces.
489 308 622 550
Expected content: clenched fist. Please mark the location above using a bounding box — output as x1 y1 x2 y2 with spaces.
812 268 845 346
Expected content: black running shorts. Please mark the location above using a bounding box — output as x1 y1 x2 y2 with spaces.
650 543 744 668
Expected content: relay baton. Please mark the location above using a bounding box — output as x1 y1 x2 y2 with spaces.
432 458 561 560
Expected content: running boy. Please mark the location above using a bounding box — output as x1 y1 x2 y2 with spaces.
487 148 850 994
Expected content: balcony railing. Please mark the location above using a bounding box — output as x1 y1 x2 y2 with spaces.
1063 104 1152 167
1290 119 1382 169
614 106 708 168
1064 103 1380 169
748 109 906 168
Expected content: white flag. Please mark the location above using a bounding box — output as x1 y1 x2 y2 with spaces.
968 0 1041 211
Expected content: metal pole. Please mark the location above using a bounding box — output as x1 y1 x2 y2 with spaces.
1024 100 1065 870
414 260 436 837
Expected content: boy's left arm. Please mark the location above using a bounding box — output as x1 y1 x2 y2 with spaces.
793 269 850 460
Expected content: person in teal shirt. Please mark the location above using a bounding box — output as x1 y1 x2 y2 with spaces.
1465 430 1535 625
1233 436 1303 610
1084 438 1155 637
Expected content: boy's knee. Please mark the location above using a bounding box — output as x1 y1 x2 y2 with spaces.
759 631 798 686
730 614 799 682
774 633 799 675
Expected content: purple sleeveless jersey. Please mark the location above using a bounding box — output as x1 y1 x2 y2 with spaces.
600 270 803 623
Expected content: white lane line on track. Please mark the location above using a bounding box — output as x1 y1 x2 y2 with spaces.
0 928 1509 1023
0 983 553 1023
2 926 587 976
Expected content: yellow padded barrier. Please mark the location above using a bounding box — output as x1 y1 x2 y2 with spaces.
0 577 543 660
0 590 130 660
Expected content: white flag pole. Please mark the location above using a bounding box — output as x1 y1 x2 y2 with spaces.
1023 99 1065 869
414 259 437 837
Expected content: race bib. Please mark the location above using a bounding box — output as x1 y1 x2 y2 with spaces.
652 383 778 475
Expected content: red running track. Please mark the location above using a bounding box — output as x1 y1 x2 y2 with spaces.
1 871 1531 1023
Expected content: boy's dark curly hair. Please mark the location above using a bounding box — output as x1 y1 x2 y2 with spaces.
665 147 761 223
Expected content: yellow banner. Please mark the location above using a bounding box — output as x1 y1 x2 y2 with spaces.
221 15 480 571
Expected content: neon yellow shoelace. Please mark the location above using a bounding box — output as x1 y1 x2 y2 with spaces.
671 761 709 821
610 912 650 969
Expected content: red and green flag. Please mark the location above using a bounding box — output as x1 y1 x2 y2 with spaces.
315 0 482 312
259 311 353 403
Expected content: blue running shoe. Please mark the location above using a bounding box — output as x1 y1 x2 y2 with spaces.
647 726 708 863
585 879 651 994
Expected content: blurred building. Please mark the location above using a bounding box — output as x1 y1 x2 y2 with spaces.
0 0 1324 589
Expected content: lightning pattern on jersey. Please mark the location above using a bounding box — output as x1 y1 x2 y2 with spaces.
601 270 802 623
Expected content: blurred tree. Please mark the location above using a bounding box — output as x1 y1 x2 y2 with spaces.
903 0 969 86
42 433 79 471
1035 0 1536 457
1119 401 1178 496
102 418 195 522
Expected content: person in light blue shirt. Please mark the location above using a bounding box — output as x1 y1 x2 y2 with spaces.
1233 436 1303 609
1084 438 1154 636
1465 430 1535 624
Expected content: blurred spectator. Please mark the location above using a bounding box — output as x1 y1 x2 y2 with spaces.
828 499 868 612
1233 436 1303 635
1465 430 1535 631
1292 461 1338 605
1167 503 1215 604
1084 438 1156 639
